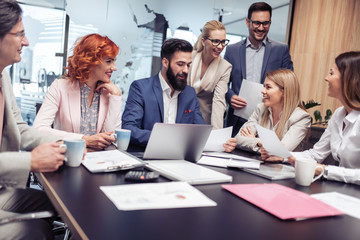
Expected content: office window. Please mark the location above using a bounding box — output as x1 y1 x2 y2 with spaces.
11 3 66 125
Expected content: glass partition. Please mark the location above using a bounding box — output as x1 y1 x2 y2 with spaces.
11 3 66 125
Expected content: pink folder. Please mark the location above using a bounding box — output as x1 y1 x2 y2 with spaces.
222 183 343 220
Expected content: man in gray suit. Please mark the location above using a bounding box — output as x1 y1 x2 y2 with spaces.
224 2 294 136
0 0 66 238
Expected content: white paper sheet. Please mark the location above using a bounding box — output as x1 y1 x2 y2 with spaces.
203 127 232 152
311 192 360 220
100 182 217 211
255 124 293 159
234 79 264 119
198 156 260 169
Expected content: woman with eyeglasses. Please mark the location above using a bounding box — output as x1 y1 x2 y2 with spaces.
187 20 232 129
223 69 311 153
261 52 360 185
34 33 122 151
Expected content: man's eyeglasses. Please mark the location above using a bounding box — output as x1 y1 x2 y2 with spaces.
206 38 230 47
8 31 26 39
250 20 271 28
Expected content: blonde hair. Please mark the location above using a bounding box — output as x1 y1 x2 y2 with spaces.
260 69 305 139
194 20 226 52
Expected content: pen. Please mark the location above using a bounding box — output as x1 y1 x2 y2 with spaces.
107 164 134 171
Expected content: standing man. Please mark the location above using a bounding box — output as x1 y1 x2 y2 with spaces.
0 0 66 238
122 38 205 146
224 2 294 136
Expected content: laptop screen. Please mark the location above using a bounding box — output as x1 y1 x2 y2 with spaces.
143 123 212 162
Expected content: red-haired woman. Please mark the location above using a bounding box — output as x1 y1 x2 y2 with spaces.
34 33 122 151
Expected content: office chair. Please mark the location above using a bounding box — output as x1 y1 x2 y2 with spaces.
27 173 71 240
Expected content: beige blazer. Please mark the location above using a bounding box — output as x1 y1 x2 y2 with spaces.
187 51 232 129
34 78 122 139
236 103 311 153
0 71 56 188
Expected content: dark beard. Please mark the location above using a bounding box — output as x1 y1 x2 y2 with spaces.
166 61 187 91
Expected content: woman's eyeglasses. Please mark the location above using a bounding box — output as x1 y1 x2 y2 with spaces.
206 38 230 47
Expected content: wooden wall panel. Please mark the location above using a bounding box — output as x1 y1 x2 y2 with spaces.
290 0 360 121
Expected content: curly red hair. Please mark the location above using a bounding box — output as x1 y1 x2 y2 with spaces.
65 33 119 83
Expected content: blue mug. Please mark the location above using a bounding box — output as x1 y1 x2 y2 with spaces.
61 139 86 167
112 129 131 151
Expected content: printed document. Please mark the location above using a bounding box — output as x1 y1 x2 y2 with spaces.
311 192 360 220
234 79 263 119
100 182 217 211
203 127 232 152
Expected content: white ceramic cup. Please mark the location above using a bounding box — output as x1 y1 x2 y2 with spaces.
60 139 86 167
295 158 324 186
111 129 131 151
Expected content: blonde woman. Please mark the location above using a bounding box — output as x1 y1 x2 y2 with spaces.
262 52 360 185
225 69 311 153
187 20 232 129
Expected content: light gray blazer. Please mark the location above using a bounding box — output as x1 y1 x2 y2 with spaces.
0 71 55 188
187 51 232 129
236 103 311 153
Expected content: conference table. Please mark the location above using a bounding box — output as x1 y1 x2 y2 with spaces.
36 147 360 240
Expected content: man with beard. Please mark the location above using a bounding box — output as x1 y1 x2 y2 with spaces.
224 2 294 136
122 38 205 146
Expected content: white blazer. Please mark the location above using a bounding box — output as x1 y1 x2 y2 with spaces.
236 103 311 152
187 51 232 129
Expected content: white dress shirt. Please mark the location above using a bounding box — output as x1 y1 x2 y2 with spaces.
293 107 360 185
245 37 266 83
159 73 180 124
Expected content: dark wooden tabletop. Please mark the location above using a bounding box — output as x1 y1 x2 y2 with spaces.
37 148 360 240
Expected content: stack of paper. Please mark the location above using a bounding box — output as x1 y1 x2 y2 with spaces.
222 183 343 220
198 152 261 170
198 156 260 169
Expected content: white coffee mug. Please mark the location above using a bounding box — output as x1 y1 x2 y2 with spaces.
60 139 86 167
111 129 131 151
295 158 324 186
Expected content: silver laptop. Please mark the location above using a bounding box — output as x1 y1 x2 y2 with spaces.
143 123 213 163
142 123 232 185
243 163 295 180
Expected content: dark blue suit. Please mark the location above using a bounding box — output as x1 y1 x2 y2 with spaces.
122 74 205 146
224 38 293 136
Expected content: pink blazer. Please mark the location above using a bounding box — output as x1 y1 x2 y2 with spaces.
33 78 122 139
